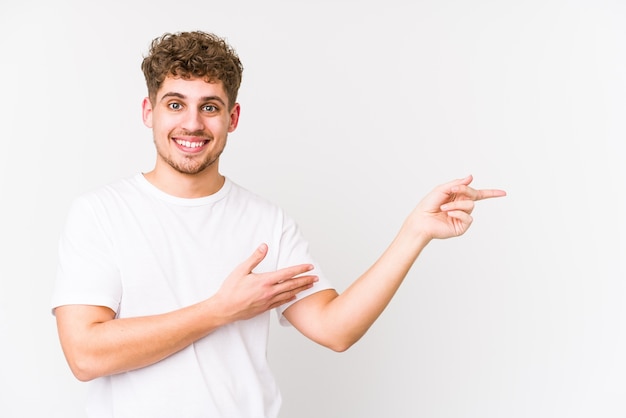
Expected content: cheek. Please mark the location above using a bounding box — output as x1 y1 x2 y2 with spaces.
152 120 174 138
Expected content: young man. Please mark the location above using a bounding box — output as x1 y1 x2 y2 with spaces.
52 31 506 417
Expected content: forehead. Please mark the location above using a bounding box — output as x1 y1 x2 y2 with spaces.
157 76 228 104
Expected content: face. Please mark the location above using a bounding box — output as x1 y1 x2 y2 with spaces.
142 76 240 177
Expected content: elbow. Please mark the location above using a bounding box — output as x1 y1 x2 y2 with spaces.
73 370 96 383
312 322 369 353
328 343 352 353
64 351 105 382
322 335 361 353
68 358 100 382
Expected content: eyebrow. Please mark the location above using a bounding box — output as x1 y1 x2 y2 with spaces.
159 92 226 106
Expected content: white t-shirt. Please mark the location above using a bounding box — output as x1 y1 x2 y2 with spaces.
51 174 333 418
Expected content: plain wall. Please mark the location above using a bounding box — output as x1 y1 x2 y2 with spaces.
1 0 625 417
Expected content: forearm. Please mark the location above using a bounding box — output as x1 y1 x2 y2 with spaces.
330 228 430 345
56 299 228 381
287 225 431 352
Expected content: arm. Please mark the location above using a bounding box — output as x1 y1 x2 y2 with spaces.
283 175 506 352
55 244 318 381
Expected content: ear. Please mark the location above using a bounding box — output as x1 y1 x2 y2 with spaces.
228 103 241 133
142 97 153 128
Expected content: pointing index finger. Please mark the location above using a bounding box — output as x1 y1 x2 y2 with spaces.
475 188 507 201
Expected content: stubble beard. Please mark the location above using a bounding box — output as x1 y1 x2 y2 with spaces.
156 138 225 175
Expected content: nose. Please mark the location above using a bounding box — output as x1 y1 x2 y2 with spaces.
181 107 205 132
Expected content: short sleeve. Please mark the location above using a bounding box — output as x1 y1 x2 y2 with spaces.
51 195 122 315
273 213 334 326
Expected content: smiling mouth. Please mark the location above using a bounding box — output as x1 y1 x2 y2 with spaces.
174 139 209 148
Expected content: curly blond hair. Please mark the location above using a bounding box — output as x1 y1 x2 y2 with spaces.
141 31 243 109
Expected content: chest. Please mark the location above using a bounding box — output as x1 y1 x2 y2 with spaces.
107 199 281 315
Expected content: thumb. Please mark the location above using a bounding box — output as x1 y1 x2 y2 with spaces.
238 243 268 274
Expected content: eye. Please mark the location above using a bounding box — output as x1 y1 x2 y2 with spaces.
202 104 218 112
168 102 182 110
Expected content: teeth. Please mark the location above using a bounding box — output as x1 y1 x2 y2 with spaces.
176 139 206 148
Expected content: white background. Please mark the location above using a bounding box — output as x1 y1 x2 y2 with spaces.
1 0 625 417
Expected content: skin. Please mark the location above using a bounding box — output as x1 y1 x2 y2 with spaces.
55 76 506 382
141 76 239 198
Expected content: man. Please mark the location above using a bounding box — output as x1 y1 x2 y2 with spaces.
52 31 506 417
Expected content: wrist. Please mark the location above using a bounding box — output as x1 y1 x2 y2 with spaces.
198 296 233 329
396 222 432 250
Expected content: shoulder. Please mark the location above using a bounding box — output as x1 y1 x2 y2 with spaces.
226 179 285 213
65 175 142 222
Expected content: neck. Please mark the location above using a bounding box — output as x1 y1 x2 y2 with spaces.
143 162 225 198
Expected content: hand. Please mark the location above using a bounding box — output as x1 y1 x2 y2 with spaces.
212 244 319 322
406 175 506 241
